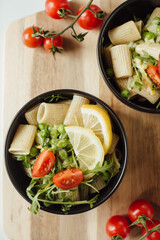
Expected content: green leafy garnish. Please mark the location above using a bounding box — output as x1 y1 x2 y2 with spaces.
156 100 160 109
135 81 143 91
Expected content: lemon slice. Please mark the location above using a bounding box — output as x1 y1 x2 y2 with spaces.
65 126 104 171
81 104 112 154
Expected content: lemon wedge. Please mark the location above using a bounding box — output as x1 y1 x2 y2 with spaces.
81 104 112 154
65 126 104 171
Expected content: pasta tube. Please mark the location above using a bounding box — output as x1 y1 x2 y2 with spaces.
135 20 143 33
146 8 160 25
37 102 69 125
112 149 121 176
128 77 160 104
58 187 80 201
108 133 119 154
63 95 90 126
135 42 160 60
90 176 107 193
114 78 137 98
25 104 39 126
104 44 113 67
108 21 141 45
9 124 37 155
79 185 89 200
110 45 132 78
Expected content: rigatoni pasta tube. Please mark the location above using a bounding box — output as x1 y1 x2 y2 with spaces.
135 42 160 60
128 78 160 104
110 45 132 78
9 124 37 155
25 104 39 126
108 133 119 154
135 20 143 33
146 8 160 25
114 78 137 98
108 21 141 45
37 102 69 125
90 176 107 193
63 95 90 126
104 44 113 67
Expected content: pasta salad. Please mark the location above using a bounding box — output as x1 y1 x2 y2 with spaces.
104 8 160 109
9 94 121 214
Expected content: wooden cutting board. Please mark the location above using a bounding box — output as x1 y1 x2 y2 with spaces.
2 1 160 239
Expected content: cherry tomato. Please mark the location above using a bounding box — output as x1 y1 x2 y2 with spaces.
157 59 160 74
32 150 55 177
45 0 70 19
142 220 160 240
147 65 160 88
53 168 83 190
106 215 130 238
22 26 43 48
77 4 103 30
128 199 154 226
43 35 63 52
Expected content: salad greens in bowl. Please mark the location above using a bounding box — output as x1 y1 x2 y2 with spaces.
5 89 128 215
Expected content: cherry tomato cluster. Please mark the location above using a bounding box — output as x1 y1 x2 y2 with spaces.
106 199 160 240
32 150 83 190
22 27 63 52
22 0 105 56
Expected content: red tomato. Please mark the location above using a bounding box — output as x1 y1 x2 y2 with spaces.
147 65 160 88
142 220 160 240
157 59 160 74
77 4 103 30
45 0 70 19
32 150 55 177
22 26 43 48
128 199 154 226
106 215 130 238
53 168 83 190
43 35 63 52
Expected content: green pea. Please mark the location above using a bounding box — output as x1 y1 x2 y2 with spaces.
106 68 114 78
59 149 68 160
156 26 160 33
50 128 59 138
57 139 68 148
38 123 46 131
36 132 44 145
50 138 59 146
153 17 160 24
40 129 50 138
30 147 39 157
121 89 130 98
58 124 66 134
143 32 155 40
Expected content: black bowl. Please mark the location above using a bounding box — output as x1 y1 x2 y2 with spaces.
5 89 128 215
97 0 160 113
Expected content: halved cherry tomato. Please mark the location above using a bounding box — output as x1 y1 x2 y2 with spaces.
77 4 103 30
32 150 55 177
106 215 130 239
147 65 160 88
22 26 43 48
53 168 83 190
45 0 70 19
157 59 160 74
142 220 160 240
43 35 63 52
128 199 154 226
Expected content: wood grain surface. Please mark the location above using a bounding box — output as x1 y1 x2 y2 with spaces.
2 0 160 239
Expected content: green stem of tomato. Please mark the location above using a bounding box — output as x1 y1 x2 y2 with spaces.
50 0 94 40
138 224 160 240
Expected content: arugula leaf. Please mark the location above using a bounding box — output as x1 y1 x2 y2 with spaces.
156 100 160 109
133 51 158 65
83 158 114 179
